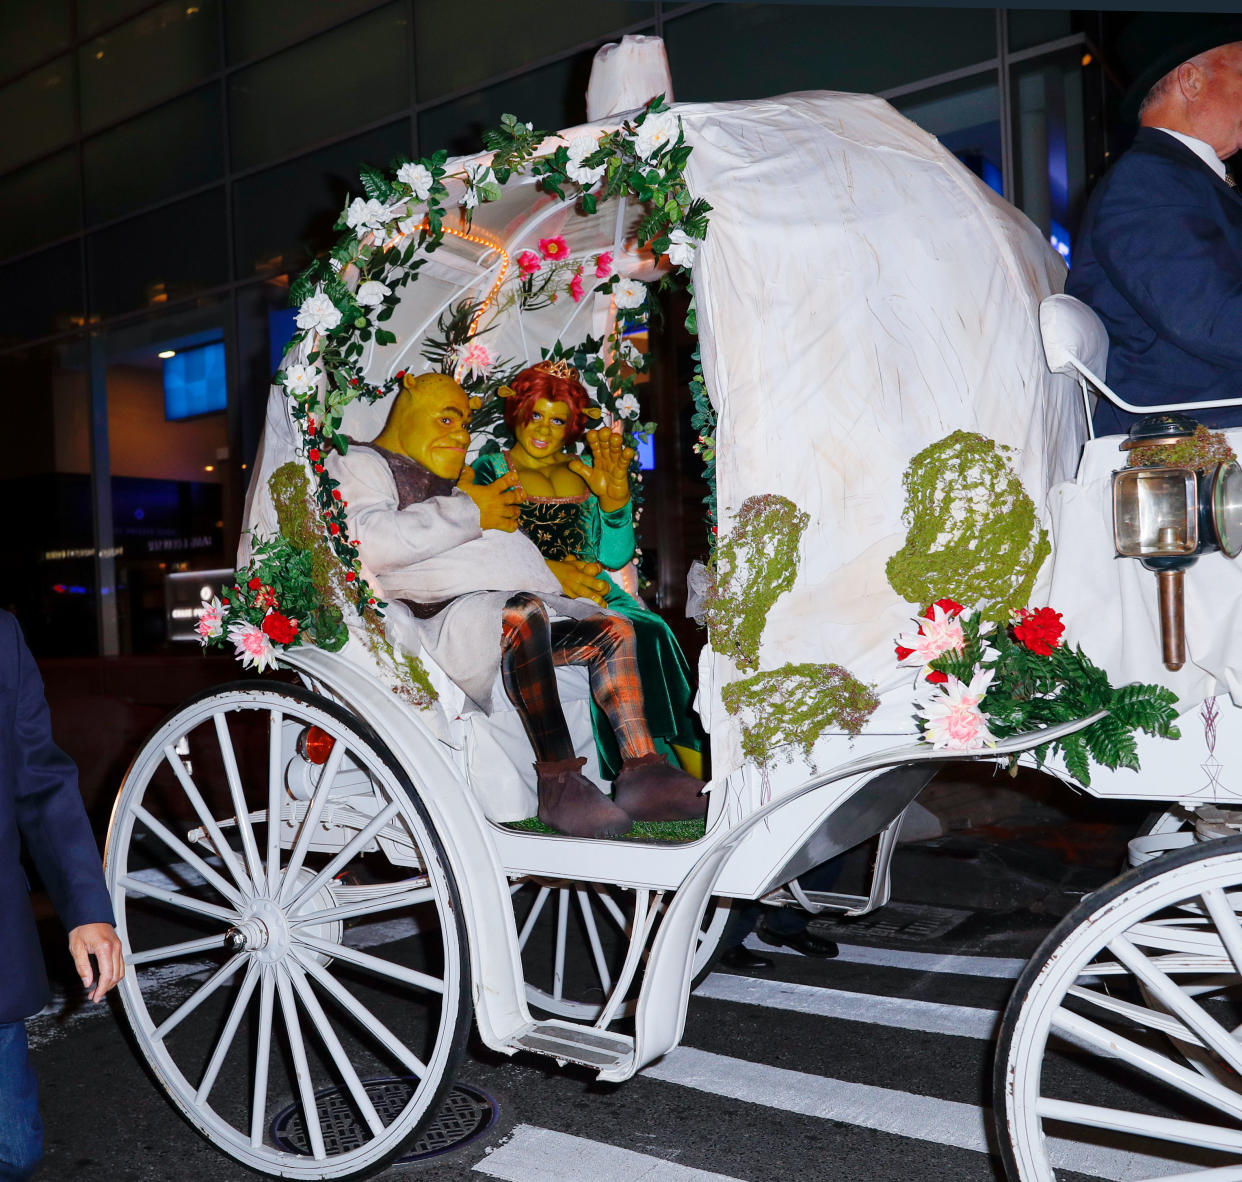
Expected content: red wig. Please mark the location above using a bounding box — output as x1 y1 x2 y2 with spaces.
504 364 592 444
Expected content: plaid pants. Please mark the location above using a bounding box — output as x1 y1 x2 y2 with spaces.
500 592 656 765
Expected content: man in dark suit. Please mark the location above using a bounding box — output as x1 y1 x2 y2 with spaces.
1066 27 1242 436
0 610 122 1180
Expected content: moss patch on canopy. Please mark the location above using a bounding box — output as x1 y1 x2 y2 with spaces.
886 431 1049 619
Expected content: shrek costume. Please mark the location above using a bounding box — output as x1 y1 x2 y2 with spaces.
472 449 701 780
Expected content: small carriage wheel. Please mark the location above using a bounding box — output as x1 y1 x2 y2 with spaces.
510 879 730 1020
106 681 471 1180
994 833 1242 1181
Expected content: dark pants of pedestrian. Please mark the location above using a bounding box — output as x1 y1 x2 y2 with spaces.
499 593 656 765
0 1022 42 1181
724 856 844 947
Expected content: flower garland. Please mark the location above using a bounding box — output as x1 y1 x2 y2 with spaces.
200 98 710 676
894 598 1179 785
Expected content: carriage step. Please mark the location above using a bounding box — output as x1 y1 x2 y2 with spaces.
512 1021 634 1071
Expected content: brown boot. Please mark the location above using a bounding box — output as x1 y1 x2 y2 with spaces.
612 754 707 822
535 757 632 838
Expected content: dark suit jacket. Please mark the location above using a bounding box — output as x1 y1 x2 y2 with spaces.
1066 127 1242 435
0 611 113 1022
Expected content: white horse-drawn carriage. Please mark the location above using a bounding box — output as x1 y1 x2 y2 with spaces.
104 41 1242 1181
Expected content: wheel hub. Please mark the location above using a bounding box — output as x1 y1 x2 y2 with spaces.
226 897 291 964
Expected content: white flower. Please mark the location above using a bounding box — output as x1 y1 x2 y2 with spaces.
619 339 645 369
918 669 997 752
356 280 391 307
295 290 342 335
616 393 641 419
283 363 319 397
460 162 496 209
525 121 533 131
396 161 433 200
566 135 606 186
666 226 699 269
397 213 423 236
345 196 389 239
613 276 647 310
227 621 277 674
461 187 479 210
328 256 343 273
196 596 223 643
632 110 679 160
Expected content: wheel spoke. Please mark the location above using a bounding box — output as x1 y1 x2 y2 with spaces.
1066 984 1207 1048
250 967 276 1149
293 933 445 994
266 710 284 895
1202 888 1242 980
1038 1097 1242 1155
576 887 612 994
517 886 551 950
285 960 385 1138
129 934 229 966
213 713 266 891
291 883 434 927
195 961 260 1104
278 738 348 902
161 743 252 895
154 954 246 1040
291 950 428 1077
118 874 236 923
132 804 245 909
553 888 569 1002
276 967 326 1161
286 801 401 915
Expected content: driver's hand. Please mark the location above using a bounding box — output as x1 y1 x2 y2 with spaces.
546 558 609 607
457 466 524 532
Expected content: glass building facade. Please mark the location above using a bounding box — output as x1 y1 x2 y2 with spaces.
0 0 1117 658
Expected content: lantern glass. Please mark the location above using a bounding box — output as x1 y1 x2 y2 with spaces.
1212 460 1242 560
1113 467 1197 557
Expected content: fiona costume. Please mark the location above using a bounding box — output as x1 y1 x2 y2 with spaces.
472 449 702 779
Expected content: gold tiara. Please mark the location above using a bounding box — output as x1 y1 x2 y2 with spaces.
534 358 579 382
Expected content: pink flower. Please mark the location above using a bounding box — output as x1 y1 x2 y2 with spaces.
539 236 568 261
227 621 277 673
517 250 541 277
918 669 996 751
458 340 492 379
595 252 613 279
894 601 966 678
196 596 223 643
569 270 585 303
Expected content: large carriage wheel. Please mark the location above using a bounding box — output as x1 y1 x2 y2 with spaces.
995 834 1242 1181
106 682 470 1180
510 878 730 1020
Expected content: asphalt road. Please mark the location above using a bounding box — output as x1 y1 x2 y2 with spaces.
25 822 1155 1182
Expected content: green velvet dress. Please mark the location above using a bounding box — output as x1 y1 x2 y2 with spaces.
472 450 701 779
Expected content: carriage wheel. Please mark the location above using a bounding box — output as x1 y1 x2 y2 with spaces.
106 681 470 1180
510 879 730 1021
1128 804 1198 868
995 833 1242 1181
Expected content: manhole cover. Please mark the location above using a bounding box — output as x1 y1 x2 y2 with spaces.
272 1079 498 1163
810 901 970 943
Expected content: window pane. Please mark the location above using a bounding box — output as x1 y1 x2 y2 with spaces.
666 5 995 102
87 188 227 317
0 0 71 83
229 3 409 173
80 0 219 133
414 0 652 103
1008 11 1076 54
0 336 99 656
0 150 81 262
79 0 164 37
232 119 410 277
895 77 1003 195
226 0 390 64
419 55 585 158
0 56 75 174
84 84 223 224
0 242 86 345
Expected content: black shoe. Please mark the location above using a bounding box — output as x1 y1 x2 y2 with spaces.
755 923 839 959
720 944 774 971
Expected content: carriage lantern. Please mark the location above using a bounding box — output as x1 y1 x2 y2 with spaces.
1112 412 1242 671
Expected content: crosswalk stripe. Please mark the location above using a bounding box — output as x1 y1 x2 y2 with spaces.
473 1123 745 1182
744 934 1026 978
694 971 998 1038
645 1045 1195 1182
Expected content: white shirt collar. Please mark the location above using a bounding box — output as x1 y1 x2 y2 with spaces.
1152 127 1228 181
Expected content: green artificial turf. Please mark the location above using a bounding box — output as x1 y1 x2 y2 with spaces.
502 816 706 843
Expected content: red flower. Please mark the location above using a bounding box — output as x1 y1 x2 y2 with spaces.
1013 607 1064 656
569 271 585 303
345 571 356 582
308 448 321 462
396 370 406 380
350 377 359 387
517 250 541 277
248 576 262 590
329 523 340 535
332 489 342 500
925 670 948 684
261 611 298 645
895 643 914 661
221 596 230 605
925 598 964 619
538 235 568 260
314 463 324 473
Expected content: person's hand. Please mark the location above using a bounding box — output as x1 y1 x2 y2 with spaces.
457 465 524 532
546 558 609 607
68 922 124 1003
568 425 634 513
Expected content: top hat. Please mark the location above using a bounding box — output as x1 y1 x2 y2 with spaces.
1116 15 1242 123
